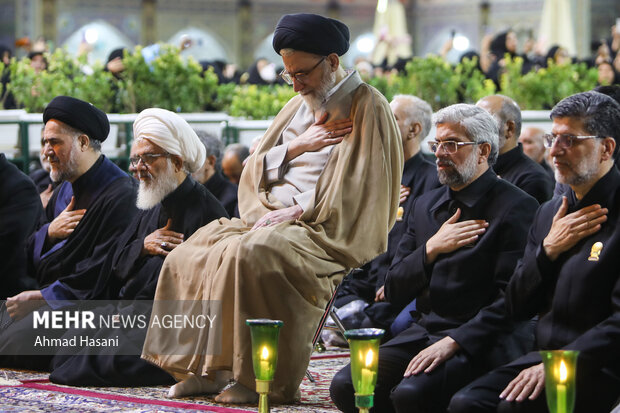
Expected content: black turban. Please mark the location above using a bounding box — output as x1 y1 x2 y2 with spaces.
43 96 110 142
273 13 349 56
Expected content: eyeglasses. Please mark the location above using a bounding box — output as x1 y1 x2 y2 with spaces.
542 133 605 149
129 152 170 168
279 57 326 85
427 140 478 154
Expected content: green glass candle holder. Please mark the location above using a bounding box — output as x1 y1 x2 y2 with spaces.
246 319 284 413
540 350 579 413
344 328 385 413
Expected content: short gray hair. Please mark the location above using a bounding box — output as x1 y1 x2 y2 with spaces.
225 143 250 162
392 94 433 140
194 130 223 172
433 104 499 165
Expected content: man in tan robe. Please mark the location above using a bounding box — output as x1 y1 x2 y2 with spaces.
141 13 403 404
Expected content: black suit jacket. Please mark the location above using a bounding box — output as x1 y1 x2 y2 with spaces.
384 168 539 358
0 154 42 298
205 171 238 218
493 144 553 204
506 166 620 375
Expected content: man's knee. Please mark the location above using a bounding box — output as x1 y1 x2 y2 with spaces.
330 364 356 413
447 391 481 413
389 377 429 413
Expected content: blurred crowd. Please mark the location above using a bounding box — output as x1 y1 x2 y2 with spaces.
1 22 619 112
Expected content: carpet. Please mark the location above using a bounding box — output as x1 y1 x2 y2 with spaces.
0 350 349 412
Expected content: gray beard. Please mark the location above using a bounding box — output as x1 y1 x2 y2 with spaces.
49 143 80 183
136 161 180 210
554 147 600 187
437 150 478 188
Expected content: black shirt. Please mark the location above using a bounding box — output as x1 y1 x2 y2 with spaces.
385 168 539 357
493 144 553 204
507 166 620 375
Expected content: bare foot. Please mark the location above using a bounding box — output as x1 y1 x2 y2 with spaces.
214 382 258 404
167 371 232 398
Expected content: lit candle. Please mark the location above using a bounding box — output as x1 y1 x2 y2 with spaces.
557 360 567 413
360 349 376 392
260 346 270 376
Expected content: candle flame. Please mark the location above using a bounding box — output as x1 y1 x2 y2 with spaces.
365 349 374 367
261 346 269 361
559 360 567 383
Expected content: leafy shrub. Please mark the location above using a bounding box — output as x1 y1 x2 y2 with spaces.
8 49 114 112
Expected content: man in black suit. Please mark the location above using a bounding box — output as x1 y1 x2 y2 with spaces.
330 104 539 413
192 130 239 217
333 94 440 335
477 94 553 204
0 154 41 299
449 91 620 412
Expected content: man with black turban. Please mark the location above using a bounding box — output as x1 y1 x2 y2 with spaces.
0 96 137 369
48 108 228 387
141 13 403 405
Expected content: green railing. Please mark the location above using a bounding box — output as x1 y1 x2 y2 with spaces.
0 112 261 174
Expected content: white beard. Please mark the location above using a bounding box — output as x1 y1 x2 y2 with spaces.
136 160 180 210
301 65 336 112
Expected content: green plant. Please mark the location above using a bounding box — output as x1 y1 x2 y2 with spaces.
500 56 598 110
8 49 115 112
118 45 219 113
228 84 296 119
454 57 496 103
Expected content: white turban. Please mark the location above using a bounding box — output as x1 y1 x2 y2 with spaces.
133 108 206 173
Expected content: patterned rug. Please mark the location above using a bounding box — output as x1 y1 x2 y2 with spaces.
0 350 349 412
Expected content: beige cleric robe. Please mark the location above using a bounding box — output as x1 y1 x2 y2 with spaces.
141 72 403 400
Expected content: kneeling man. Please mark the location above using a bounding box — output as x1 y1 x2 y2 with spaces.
330 104 539 413
449 91 620 412
48 108 229 387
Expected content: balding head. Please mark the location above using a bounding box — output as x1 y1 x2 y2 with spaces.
390 94 433 159
519 127 546 163
476 94 522 154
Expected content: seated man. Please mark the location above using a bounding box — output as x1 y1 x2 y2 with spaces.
141 13 402 404
48 108 229 387
221 143 249 184
192 130 239 217
330 104 539 413
0 153 42 299
0 96 137 369
477 94 553 204
334 94 440 336
449 91 620 412
519 126 554 180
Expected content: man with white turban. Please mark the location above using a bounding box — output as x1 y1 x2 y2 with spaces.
46 108 229 386
141 13 403 405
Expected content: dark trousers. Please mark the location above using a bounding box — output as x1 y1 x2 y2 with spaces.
330 337 486 413
448 354 620 413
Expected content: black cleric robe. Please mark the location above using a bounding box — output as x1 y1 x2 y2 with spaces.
204 170 239 218
493 144 553 205
28 155 138 302
48 175 228 386
0 154 42 299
